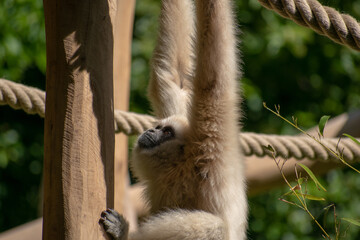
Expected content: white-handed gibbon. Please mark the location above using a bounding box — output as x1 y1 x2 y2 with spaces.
100 0 248 239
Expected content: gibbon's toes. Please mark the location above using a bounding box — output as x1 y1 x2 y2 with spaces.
101 208 121 222
100 209 128 240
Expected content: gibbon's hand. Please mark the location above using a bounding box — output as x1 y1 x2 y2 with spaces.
100 209 129 240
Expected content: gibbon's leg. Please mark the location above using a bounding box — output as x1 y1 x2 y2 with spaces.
101 209 226 240
130 210 226 240
148 0 195 118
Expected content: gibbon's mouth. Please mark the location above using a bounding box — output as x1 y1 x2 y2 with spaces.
137 128 175 149
138 133 158 149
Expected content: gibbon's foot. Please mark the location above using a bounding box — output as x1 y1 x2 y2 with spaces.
100 208 129 240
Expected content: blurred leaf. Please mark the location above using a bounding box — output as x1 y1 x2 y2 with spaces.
301 194 326 201
297 177 304 185
342 218 360 227
297 163 327 192
263 144 275 153
343 133 360 146
0 151 8 168
283 189 325 201
318 115 330 137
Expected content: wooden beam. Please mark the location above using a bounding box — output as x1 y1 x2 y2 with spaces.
0 219 42 240
42 0 116 239
112 0 138 231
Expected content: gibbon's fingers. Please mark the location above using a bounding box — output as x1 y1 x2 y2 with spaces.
100 209 129 240
148 0 195 119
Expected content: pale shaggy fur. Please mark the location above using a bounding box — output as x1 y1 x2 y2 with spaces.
101 0 248 239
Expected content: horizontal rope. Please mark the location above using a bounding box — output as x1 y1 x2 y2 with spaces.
0 79 46 117
258 0 360 51
241 133 360 162
114 110 156 135
0 79 155 134
1 79 359 163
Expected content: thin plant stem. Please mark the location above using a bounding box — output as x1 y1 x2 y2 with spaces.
263 103 360 174
272 155 332 239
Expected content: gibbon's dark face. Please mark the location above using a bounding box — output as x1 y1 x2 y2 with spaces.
131 116 189 180
138 125 176 149
135 116 189 152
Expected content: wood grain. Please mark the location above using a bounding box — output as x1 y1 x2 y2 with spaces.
112 0 138 231
43 0 116 239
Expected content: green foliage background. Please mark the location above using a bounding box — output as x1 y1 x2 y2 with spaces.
0 0 360 238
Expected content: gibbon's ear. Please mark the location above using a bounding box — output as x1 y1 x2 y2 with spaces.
148 0 195 119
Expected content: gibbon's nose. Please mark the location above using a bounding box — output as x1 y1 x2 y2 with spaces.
146 128 162 135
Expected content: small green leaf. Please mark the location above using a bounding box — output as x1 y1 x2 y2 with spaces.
302 194 326 201
264 145 275 153
343 134 360 146
292 116 298 126
342 218 360 227
318 115 330 137
282 190 325 201
297 177 304 185
297 163 327 192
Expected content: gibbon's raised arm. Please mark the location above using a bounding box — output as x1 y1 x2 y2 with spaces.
190 0 241 162
194 0 239 94
148 0 195 118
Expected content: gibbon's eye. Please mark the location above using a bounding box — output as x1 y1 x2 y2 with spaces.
162 126 174 137
155 125 162 130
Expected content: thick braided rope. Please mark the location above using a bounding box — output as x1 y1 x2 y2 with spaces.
1 79 360 162
0 79 46 117
258 0 360 51
114 110 156 135
0 79 156 134
241 133 360 162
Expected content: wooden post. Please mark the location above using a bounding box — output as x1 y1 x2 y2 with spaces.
112 0 138 230
43 0 116 239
